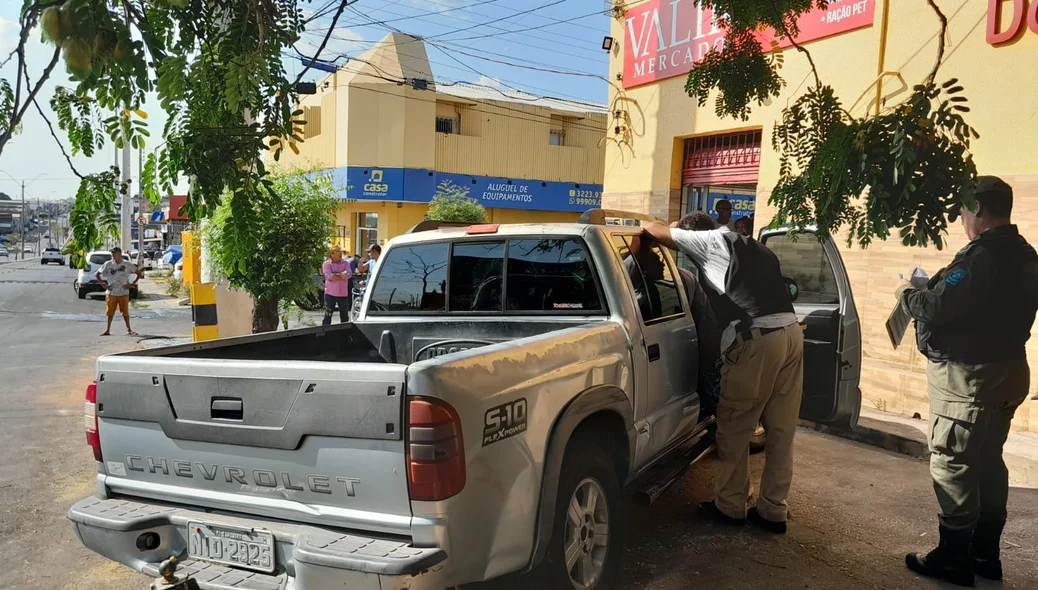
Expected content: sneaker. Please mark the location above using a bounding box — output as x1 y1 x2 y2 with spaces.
748 507 787 534
697 501 745 526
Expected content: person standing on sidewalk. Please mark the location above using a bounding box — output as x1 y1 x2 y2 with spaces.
322 246 352 325
95 247 141 336
899 176 1038 586
644 212 802 534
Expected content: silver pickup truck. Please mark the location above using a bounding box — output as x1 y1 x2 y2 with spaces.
69 213 862 590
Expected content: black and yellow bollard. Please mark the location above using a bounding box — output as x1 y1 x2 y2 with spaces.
190 283 218 341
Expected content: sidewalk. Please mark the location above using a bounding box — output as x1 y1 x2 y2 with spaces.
803 406 1038 487
133 274 189 310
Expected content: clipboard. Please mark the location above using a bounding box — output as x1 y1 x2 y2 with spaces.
886 300 911 349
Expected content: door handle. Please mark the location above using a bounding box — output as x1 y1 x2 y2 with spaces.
211 397 244 421
647 343 661 362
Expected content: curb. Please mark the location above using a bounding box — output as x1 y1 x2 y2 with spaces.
798 416 930 460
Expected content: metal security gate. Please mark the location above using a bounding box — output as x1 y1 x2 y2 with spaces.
682 130 762 186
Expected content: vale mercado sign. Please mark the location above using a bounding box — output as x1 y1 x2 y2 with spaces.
623 0 875 88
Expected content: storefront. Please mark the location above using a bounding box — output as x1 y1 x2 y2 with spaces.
603 0 1038 430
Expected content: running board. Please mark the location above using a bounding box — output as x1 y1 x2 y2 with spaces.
632 435 716 506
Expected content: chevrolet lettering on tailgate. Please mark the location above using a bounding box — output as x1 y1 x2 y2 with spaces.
124 455 361 496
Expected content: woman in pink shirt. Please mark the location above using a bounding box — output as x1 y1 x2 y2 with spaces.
322 246 353 325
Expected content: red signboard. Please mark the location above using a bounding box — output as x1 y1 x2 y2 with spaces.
622 0 876 89
168 195 189 221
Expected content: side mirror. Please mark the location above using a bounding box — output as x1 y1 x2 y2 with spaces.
784 277 799 303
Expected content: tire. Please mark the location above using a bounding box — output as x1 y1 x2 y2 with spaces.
536 434 625 590
749 423 766 454
76 283 86 299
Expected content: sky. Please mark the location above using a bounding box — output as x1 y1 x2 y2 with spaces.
0 0 612 204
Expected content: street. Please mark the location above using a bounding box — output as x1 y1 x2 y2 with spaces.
1 258 1037 590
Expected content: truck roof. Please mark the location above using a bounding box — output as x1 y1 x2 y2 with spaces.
387 222 603 248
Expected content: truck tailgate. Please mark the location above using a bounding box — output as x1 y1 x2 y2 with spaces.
94 357 412 536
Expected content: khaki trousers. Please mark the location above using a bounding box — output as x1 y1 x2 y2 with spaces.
714 323 804 521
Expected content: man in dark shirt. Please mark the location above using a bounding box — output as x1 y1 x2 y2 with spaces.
898 176 1038 586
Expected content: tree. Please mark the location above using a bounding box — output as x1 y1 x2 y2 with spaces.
2 0 352 264
684 0 975 250
426 180 488 223
203 170 338 333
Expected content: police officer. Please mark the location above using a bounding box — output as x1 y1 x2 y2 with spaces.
899 176 1038 586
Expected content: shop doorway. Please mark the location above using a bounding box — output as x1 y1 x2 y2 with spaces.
356 212 379 254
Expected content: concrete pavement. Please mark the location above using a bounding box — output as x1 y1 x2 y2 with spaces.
1 258 1036 589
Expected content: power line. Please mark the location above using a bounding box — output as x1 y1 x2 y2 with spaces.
337 0 507 27
440 9 608 43
424 0 570 40
286 49 608 133
297 30 604 105
298 31 606 104
428 39 609 82
308 0 606 61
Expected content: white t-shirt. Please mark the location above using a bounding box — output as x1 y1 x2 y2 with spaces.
669 227 797 350
97 259 138 296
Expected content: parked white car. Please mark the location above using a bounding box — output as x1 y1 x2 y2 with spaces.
41 247 64 265
74 251 112 299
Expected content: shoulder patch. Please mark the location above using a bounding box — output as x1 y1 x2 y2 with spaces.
945 268 966 286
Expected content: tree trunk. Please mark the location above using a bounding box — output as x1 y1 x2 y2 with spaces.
252 298 279 333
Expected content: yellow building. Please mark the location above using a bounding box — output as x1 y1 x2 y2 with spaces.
603 0 1038 431
275 32 608 255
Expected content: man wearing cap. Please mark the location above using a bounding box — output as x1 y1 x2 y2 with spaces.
899 176 1038 586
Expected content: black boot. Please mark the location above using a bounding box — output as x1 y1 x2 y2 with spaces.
905 525 975 587
972 516 1006 581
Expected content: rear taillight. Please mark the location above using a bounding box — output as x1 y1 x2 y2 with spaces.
407 397 465 501
85 381 102 462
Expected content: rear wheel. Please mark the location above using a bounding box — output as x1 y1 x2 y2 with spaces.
537 435 624 590
75 282 86 299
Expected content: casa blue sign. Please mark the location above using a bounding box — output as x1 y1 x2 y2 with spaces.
325 166 602 213
708 192 756 221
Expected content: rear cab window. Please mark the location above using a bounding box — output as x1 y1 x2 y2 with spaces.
88 253 112 265
368 237 605 315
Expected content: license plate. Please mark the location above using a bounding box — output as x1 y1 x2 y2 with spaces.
187 521 275 573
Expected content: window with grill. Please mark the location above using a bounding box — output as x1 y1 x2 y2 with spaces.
435 117 456 134
549 129 565 146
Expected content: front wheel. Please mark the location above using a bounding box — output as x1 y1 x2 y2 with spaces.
537 436 624 590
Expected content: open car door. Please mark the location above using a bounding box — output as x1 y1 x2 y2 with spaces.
759 228 862 429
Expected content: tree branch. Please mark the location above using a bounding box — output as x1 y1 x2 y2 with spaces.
925 0 948 84
0 46 60 155
32 96 83 179
767 0 821 90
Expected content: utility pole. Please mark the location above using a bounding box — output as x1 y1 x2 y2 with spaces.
119 3 132 253
20 180 25 260
36 192 40 256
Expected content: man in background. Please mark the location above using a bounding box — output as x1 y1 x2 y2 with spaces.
714 199 735 232
95 247 142 336
899 176 1038 586
359 244 381 275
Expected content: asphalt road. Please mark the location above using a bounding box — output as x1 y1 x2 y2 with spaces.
1 258 1036 589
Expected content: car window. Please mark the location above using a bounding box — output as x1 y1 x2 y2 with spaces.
611 234 684 323
762 234 839 304
450 241 505 312
368 243 449 313
88 253 112 265
506 239 603 312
